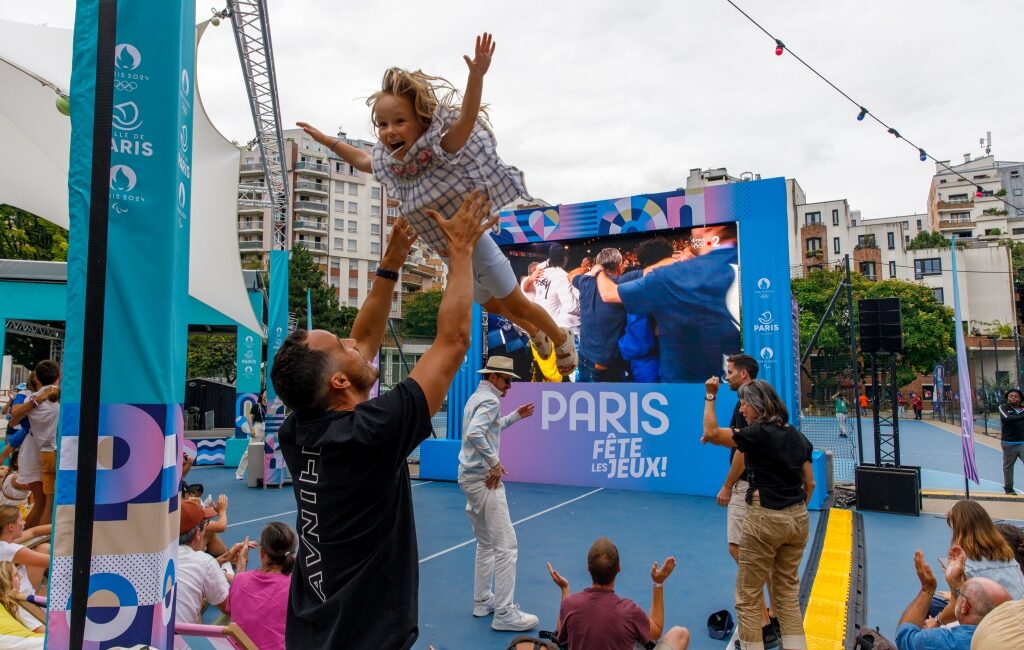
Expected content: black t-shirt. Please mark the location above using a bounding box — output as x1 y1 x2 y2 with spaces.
728 400 750 480
278 378 433 649
733 421 813 510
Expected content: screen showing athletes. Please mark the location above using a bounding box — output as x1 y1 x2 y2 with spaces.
490 223 740 383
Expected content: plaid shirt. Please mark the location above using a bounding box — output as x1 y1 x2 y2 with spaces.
371 106 529 254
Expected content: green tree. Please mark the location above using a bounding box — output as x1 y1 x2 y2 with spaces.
0 205 68 261
399 289 442 336
288 245 358 336
186 333 236 381
793 268 955 388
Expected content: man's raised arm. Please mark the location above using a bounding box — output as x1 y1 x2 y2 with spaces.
352 218 417 363
410 192 497 414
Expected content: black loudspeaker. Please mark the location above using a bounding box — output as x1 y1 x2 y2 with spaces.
859 298 904 354
855 465 921 515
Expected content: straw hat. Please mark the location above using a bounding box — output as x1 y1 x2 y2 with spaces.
477 356 521 380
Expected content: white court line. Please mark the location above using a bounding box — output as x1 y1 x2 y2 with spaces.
227 480 435 528
418 487 605 564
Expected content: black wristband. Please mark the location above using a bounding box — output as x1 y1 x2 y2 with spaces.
375 268 399 281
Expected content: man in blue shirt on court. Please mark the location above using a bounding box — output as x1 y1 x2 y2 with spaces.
573 247 629 382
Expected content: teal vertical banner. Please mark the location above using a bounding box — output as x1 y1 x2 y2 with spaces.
52 1 195 647
263 250 289 483
234 290 264 437
306 287 313 330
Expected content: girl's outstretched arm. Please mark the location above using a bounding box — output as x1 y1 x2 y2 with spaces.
441 33 495 155
297 122 372 173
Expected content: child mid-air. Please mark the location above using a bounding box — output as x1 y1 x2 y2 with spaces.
298 33 576 375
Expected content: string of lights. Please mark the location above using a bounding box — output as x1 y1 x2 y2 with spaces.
724 0 1022 214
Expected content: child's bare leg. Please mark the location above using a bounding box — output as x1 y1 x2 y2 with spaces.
482 296 538 338
485 289 566 346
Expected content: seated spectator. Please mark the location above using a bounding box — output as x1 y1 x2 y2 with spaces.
546 537 689 650
226 522 296 650
175 500 252 624
0 473 31 514
993 523 1024 573
0 507 50 596
969 599 1024 649
896 550 1011 650
0 562 42 634
930 500 1024 625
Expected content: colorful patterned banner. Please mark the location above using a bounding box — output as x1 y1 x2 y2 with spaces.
54 1 195 647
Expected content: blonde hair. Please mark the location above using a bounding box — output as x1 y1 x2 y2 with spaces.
948 500 1016 562
0 505 19 531
0 562 20 619
367 67 489 132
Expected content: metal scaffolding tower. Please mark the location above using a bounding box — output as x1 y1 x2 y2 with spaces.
225 0 290 251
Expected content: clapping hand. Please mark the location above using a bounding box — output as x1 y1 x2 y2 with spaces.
914 550 938 595
945 545 966 589
464 33 495 78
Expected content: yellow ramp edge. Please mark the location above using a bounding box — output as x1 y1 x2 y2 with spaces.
803 508 853 650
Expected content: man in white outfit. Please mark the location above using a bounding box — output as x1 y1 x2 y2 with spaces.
458 356 539 632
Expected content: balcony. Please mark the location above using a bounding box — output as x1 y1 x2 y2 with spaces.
939 219 976 230
295 240 328 252
293 200 329 215
294 180 330 195
294 161 329 176
293 219 328 234
240 162 263 175
237 220 263 232
238 240 264 250
936 199 974 211
237 204 265 215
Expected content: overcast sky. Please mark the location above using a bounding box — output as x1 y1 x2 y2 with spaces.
6 0 1023 219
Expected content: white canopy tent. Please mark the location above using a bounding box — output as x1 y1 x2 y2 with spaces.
0 19 263 334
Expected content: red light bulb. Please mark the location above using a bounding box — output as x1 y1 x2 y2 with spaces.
775 45 784 56
976 189 983 198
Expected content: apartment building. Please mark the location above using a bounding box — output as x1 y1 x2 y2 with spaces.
236 128 445 317
927 154 1024 239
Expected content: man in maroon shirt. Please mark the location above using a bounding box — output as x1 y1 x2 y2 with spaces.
547 537 690 649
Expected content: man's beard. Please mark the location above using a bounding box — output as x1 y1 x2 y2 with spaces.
350 363 380 393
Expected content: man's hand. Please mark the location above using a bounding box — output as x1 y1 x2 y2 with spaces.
651 556 676 585
945 545 966 590
924 617 941 629
705 375 720 396
914 550 938 595
485 461 507 489
381 217 418 271
716 485 731 507
463 33 495 79
517 403 535 418
424 190 496 257
547 562 569 590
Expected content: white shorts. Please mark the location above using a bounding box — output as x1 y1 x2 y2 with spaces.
471 235 518 304
17 434 41 484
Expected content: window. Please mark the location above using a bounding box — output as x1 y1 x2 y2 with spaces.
334 199 344 212
371 187 381 199
859 261 877 280
348 183 358 196
914 258 941 279
985 228 1000 236
368 261 378 274
805 237 822 252
334 162 344 173
349 277 358 288
948 193 969 202
349 259 358 272
347 202 358 214
371 223 381 235
932 287 944 304
805 211 821 225
387 207 398 218
950 212 971 223
370 205 381 217
916 219 922 229
1014 189 1022 197
335 180 346 192
889 261 896 278
370 241 381 255
904 234 910 245
333 218 344 230
347 220 358 233
1012 170 1020 178
887 232 895 249
832 209 840 226
333 237 343 249
1013 228 1024 235
347 239 357 252
833 237 841 254
857 234 876 248
330 259 340 270
903 221 909 229
349 164 359 175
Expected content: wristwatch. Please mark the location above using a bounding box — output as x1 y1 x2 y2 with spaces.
705 394 716 401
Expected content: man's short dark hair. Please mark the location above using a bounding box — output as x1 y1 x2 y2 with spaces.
636 238 674 268
34 360 60 386
270 330 333 412
587 537 620 586
727 354 760 379
547 244 568 268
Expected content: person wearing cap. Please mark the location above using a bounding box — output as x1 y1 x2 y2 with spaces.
175 500 252 624
458 356 538 632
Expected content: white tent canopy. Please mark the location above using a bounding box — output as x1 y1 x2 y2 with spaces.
0 19 262 334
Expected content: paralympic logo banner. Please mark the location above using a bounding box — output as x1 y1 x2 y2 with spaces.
53 1 195 647
500 383 738 495
235 291 264 437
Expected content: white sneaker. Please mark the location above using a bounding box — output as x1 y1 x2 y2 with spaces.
473 597 495 617
492 605 539 632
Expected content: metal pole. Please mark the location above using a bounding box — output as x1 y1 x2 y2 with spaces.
980 344 988 436
891 354 901 467
872 354 881 466
847 255 864 464
1015 327 1023 388
993 336 1000 389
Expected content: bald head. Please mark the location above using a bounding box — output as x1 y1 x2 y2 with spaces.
587 537 620 586
957 577 1012 625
